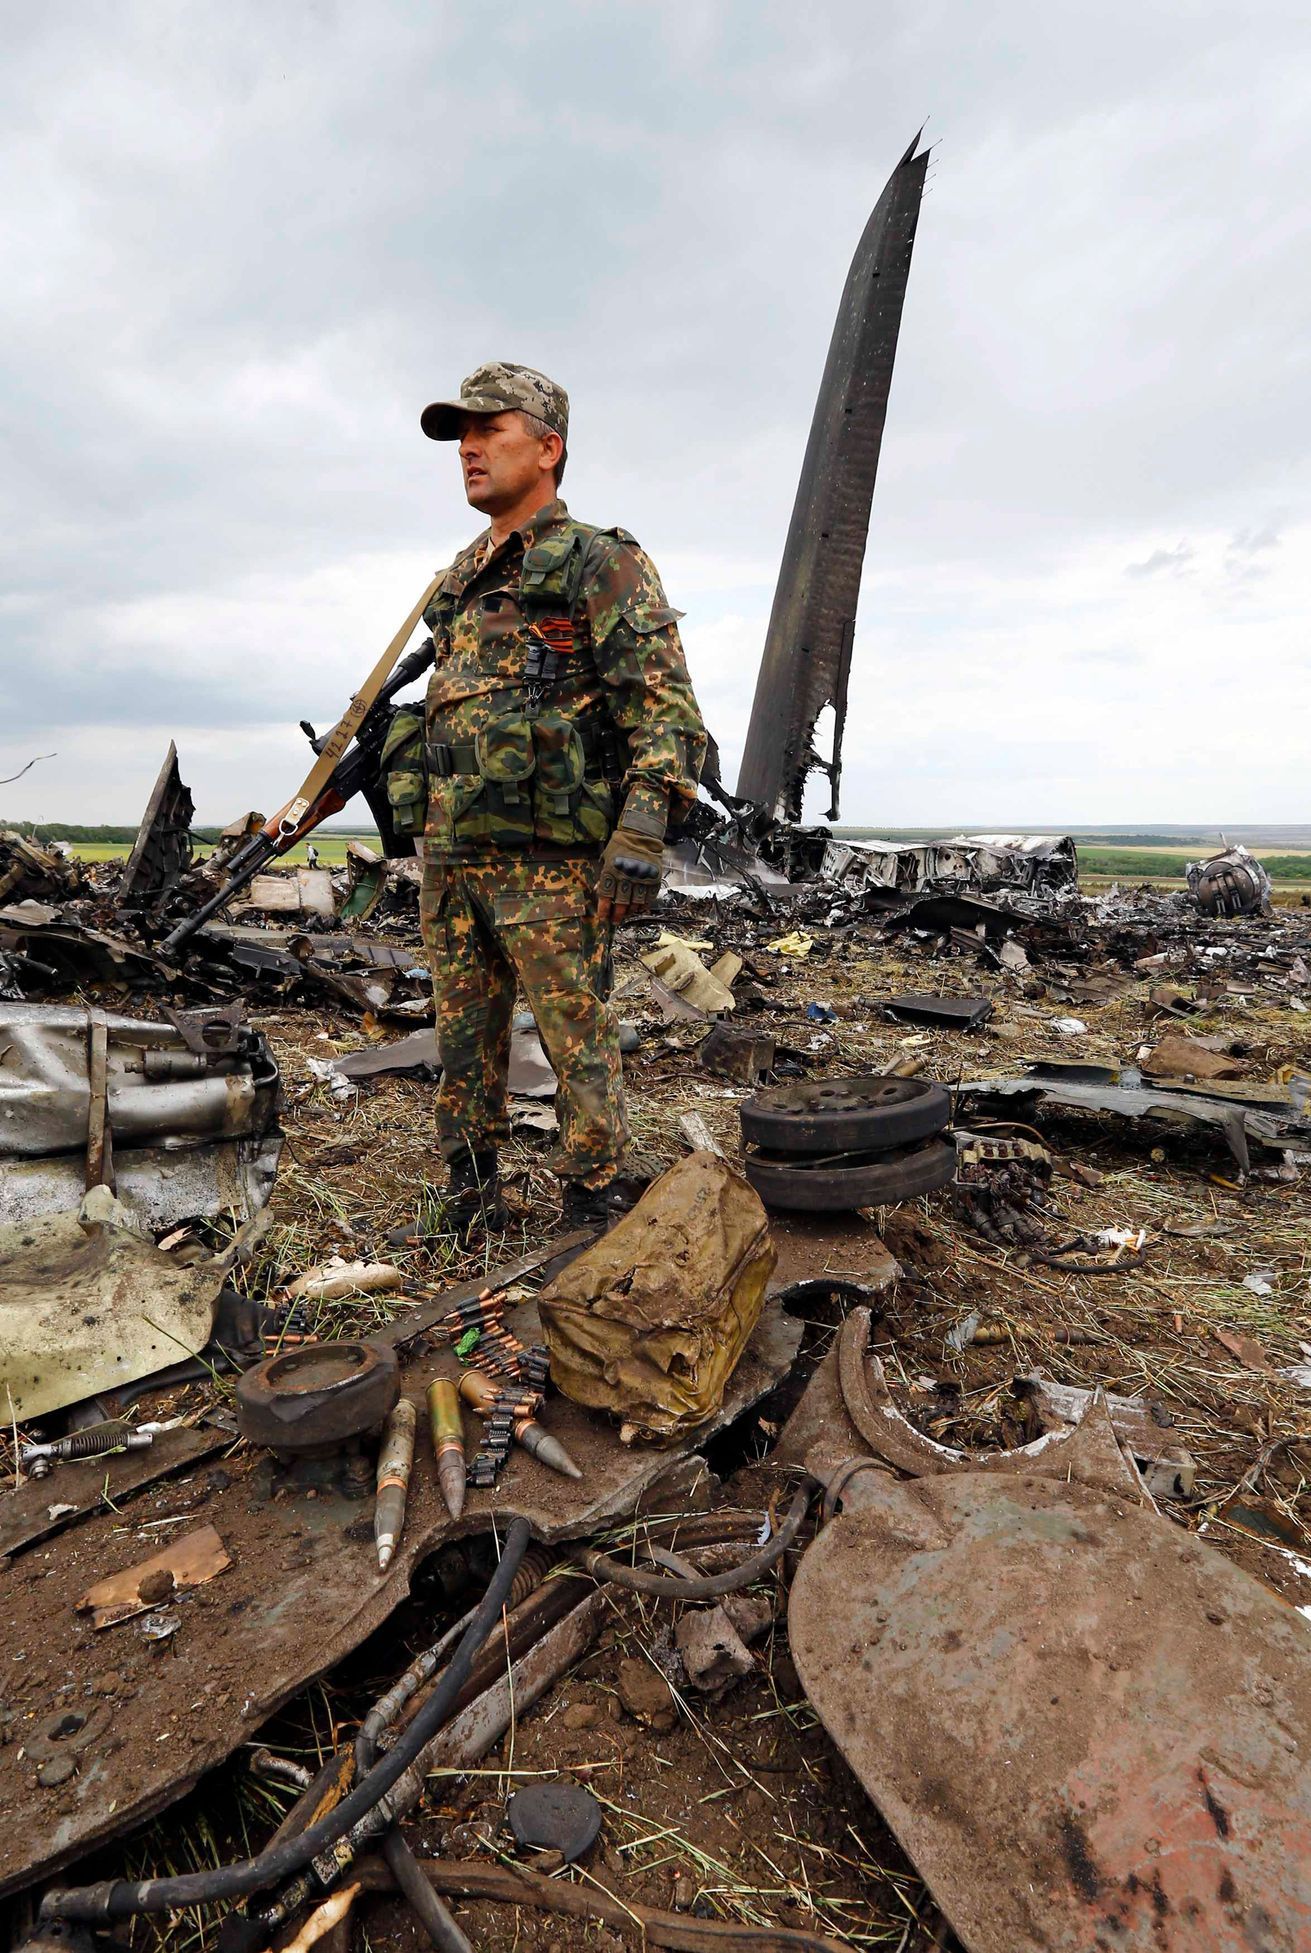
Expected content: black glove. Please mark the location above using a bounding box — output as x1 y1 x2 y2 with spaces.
597 822 665 924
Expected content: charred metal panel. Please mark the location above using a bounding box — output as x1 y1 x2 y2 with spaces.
737 135 929 820
116 741 195 910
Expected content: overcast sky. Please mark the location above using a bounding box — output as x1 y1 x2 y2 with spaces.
3 1 1308 832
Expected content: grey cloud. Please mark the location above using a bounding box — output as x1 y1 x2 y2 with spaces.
1124 543 1195 579
1229 524 1282 556
1070 645 1144 665
1224 521 1283 580
2 1 1309 823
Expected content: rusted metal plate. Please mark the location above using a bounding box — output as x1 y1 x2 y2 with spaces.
767 1210 901 1298
0 1298 800 1899
790 1472 1311 1952
0 1426 230 1560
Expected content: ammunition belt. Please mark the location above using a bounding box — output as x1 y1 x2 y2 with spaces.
467 1386 543 1489
438 1287 550 1490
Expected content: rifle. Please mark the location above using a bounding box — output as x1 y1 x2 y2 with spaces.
161 578 441 955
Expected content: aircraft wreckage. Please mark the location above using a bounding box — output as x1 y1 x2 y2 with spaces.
3 133 1306 1953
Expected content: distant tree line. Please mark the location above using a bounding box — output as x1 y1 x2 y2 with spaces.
0 821 226 843
1 820 381 843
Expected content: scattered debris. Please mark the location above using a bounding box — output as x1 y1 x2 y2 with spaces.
1188 841 1272 916
640 931 736 1014
0 1187 241 1421
765 929 814 957
698 1022 776 1084
1012 1374 1196 1499
285 1258 405 1302
956 1060 1310 1173
241 867 337 917
75 1524 231 1629
676 1109 724 1156
0 830 81 907
1213 1327 1277 1375
674 1602 756 1692
114 741 195 914
1142 1030 1248 1080
884 991 993 1030
822 831 1078 898
0 1000 282 1230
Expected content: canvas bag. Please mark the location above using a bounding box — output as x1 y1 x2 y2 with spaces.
538 1152 776 1441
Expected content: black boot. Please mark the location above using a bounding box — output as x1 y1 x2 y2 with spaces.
388 1149 507 1248
559 1179 633 1232
445 1148 508 1239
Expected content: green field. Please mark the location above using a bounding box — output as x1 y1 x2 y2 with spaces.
1079 848 1311 883
44 835 1311 888
69 835 372 867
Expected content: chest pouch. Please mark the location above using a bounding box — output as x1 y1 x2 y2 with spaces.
531 714 613 848
379 708 428 837
521 532 588 611
461 715 537 849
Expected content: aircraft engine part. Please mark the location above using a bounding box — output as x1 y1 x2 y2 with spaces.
743 1136 956 1212
236 1341 400 1459
739 1075 950 1154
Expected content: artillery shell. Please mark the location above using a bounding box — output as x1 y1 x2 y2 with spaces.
512 1416 583 1481
426 1378 466 1520
458 1369 498 1415
374 1397 416 1573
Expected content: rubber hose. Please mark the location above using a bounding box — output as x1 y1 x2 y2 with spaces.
41 1518 533 1922
578 1488 810 1599
382 1831 472 1953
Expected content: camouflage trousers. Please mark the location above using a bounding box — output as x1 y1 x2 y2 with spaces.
420 854 627 1188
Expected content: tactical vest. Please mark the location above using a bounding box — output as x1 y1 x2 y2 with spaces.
383 518 627 854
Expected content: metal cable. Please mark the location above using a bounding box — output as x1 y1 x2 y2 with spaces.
577 1488 810 1599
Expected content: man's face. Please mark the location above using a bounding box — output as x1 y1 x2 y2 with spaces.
458 411 554 514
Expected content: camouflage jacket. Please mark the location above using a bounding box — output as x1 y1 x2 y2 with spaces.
421 498 706 860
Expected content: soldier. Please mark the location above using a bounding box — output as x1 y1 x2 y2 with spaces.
396 362 707 1237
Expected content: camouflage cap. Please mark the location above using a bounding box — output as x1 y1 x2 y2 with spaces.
420 361 569 444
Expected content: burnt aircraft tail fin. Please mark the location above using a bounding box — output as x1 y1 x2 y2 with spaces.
736 135 929 822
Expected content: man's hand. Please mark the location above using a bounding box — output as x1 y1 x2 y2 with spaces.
597 822 665 924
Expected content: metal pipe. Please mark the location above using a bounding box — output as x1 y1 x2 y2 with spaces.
578 1488 811 1600
382 1831 472 1953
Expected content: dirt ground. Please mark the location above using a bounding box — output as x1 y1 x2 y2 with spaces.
4 878 1309 1952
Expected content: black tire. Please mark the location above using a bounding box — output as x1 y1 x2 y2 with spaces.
740 1075 950 1156
743 1137 957 1213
